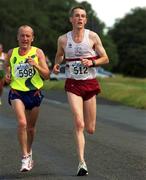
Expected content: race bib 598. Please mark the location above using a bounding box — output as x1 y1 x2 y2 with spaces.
14 63 35 78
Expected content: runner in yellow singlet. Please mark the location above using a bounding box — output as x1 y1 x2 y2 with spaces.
5 25 50 172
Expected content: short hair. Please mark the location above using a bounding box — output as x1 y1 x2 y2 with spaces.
18 25 34 36
69 6 87 17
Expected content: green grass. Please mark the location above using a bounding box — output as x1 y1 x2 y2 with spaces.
43 75 146 109
43 80 65 90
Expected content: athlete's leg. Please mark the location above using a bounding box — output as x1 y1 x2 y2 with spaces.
11 99 28 157
67 92 85 162
26 107 39 154
0 69 5 99
83 95 97 134
0 79 4 96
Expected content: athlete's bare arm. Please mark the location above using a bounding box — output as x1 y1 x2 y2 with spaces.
82 31 109 67
27 48 50 80
90 31 109 65
53 34 67 74
4 49 12 84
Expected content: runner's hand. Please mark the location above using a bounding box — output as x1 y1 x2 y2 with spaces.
81 59 93 67
5 73 11 84
53 64 60 74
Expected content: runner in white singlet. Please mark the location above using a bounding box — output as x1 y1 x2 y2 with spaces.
0 43 7 105
53 6 109 176
65 29 98 80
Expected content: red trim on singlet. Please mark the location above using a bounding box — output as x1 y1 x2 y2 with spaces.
65 55 99 62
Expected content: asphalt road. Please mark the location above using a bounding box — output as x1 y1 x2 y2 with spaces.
0 88 146 180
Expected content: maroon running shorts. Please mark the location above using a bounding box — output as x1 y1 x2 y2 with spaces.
65 78 101 101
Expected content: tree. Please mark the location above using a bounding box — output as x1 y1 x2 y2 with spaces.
79 1 119 71
0 0 76 60
109 7 146 77
0 0 118 69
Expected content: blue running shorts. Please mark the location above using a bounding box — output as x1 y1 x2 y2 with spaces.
8 89 44 110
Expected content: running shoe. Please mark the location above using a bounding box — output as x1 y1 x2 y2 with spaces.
28 151 32 161
28 151 33 168
77 161 88 176
20 155 33 172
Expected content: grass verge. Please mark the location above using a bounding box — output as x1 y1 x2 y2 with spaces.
43 75 146 109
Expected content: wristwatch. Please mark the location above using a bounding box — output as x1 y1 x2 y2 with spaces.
92 60 96 67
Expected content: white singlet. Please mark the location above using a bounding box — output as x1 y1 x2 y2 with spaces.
64 29 98 80
0 52 5 70
0 52 5 60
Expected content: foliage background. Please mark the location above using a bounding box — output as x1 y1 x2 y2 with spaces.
0 0 146 77
0 0 118 70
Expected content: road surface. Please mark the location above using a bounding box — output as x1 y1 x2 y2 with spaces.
0 88 146 180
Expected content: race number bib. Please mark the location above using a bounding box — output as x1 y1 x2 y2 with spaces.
14 63 35 78
69 61 89 79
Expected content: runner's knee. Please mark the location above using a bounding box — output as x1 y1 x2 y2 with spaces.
18 121 27 129
27 127 35 134
75 120 84 131
86 127 95 134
